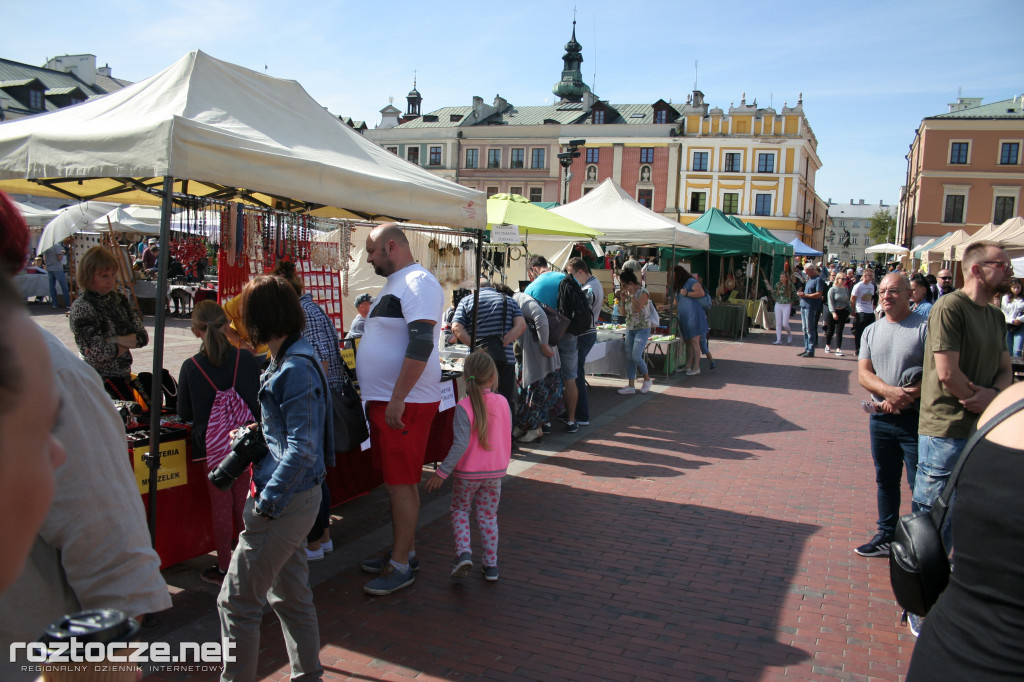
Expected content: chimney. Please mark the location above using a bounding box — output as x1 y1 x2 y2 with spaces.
859 199 865 205
492 94 508 111
96 64 112 78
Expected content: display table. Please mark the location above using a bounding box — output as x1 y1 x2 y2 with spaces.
585 331 627 376
708 304 745 339
14 272 50 299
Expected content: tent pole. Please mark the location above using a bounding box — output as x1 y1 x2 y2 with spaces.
470 228 483 349
144 176 174 546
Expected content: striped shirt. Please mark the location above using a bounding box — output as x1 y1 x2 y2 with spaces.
452 287 523 364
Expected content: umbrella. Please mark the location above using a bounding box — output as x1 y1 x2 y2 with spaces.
487 194 601 237
864 242 910 255
37 201 121 251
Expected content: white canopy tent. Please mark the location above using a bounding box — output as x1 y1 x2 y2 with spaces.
0 49 485 529
548 179 709 251
14 199 61 228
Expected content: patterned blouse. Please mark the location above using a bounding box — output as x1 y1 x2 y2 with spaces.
773 280 797 305
622 287 651 330
69 290 148 378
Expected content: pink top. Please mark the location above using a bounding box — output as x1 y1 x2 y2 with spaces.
436 389 512 480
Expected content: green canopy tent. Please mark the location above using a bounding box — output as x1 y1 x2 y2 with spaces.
744 220 793 291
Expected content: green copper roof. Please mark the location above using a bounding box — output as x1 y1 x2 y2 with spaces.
931 98 1024 119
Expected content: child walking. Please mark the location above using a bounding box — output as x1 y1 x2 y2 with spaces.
425 352 512 582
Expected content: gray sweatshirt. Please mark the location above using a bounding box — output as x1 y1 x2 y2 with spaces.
828 285 851 313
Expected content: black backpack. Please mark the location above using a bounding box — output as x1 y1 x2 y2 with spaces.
557 274 592 336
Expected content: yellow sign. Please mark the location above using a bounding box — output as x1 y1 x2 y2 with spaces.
133 438 189 494
341 347 356 370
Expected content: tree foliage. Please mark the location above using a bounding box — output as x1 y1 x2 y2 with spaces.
868 208 897 247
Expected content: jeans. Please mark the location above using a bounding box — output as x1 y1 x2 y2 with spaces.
575 332 597 422
915 435 968 549
47 269 69 307
868 412 919 537
800 306 820 353
1007 325 1024 357
218 487 323 681
623 327 650 380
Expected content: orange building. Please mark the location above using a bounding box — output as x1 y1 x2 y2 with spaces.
899 96 1024 247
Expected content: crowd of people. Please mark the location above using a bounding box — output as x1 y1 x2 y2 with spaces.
2 191 1021 682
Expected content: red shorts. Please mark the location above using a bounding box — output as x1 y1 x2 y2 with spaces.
366 400 440 485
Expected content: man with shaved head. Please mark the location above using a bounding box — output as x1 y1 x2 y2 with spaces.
356 223 444 595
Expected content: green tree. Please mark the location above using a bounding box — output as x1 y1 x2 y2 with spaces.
868 208 897 247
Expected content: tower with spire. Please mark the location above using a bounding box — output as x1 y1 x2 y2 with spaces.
552 21 591 103
406 74 422 118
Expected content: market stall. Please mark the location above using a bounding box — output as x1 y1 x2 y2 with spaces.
0 49 485 567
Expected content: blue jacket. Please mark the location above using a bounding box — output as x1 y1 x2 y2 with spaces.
252 335 333 517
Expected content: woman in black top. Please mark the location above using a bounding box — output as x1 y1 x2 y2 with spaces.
177 300 261 584
907 383 1024 680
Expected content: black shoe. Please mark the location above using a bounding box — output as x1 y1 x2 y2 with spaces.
541 422 551 435
854 532 892 557
797 351 810 357
565 422 579 434
200 566 227 584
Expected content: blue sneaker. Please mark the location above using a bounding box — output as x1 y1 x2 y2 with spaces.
908 613 924 638
450 552 472 578
363 564 415 595
361 552 420 574
481 565 499 582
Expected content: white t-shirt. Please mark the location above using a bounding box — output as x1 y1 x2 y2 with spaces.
851 281 876 314
356 263 443 403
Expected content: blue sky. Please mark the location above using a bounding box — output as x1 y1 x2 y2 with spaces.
4 0 1022 207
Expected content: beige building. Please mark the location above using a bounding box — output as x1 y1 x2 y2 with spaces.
826 199 893 262
899 95 1024 247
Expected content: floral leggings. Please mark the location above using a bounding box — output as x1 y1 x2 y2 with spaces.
450 477 502 567
516 369 563 431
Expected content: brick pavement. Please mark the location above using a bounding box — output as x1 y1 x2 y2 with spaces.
30 304 915 681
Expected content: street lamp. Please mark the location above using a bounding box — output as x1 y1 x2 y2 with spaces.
557 139 585 204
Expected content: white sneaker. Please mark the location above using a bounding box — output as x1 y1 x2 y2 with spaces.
639 380 653 393
321 539 334 554
686 369 701 376
306 546 325 562
772 340 782 345
825 345 831 353
835 350 844 357
617 386 636 395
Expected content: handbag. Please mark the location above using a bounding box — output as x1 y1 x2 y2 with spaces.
541 303 570 346
331 376 369 453
474 295 508 367
889 397 1024 617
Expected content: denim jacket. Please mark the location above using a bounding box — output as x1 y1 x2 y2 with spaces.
252 335 334 517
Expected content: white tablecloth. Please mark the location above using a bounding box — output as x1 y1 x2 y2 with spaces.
14 272 50 299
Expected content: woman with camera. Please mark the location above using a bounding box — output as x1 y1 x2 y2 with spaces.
216 275 333 681
177 300 261 585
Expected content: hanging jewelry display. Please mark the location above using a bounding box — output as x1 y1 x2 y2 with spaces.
340 221 351 296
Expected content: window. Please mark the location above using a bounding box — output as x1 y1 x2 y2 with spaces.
407 147 419 164
510 186 523 197
592 109 606 124
692 151 708 171
529 187 543 202
586 148 599 163
386 146 398 155
724 152 741 172
864 237 871 246
510 148 524 169
1000 142 1020 165
487 149 501 169
428 146 441 166
944 194 965 223
486 186 499 198
851 236 858 245
465 149 478 169
995 196 1016 223
28 89 43 109
640 148 654 163
654 109 667 124
757 153 775 173
637 189 653 208
722 193 739 214
754 194 772 216
531 148 545 169
949 142 969 165
689 192 706 213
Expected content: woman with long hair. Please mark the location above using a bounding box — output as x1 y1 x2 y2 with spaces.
772 271 796 344
1002 278 1024 358
177 300 261 584
674 265 708 374
618 269 653 392
909 272 935 318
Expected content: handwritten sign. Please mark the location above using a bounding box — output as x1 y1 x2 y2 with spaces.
439 380 457 412
490 223 520 244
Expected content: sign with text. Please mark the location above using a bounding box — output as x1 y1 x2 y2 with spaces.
490 223 520 244
133 438 189 494
439 380 457 412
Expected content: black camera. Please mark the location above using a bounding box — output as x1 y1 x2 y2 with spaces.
208 423 268 490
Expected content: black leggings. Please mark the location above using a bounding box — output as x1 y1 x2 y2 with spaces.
825 309 850 349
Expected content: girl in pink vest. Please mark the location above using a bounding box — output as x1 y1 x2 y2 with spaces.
425 352 512 582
